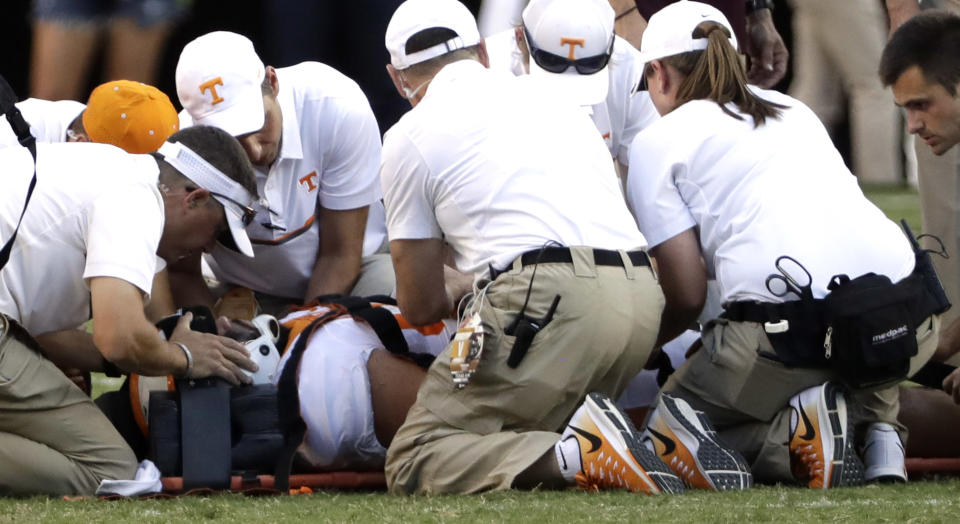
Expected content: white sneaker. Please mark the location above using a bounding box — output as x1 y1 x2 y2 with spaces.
863 422 907 483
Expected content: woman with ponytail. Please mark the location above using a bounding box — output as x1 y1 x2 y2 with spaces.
627 2 940 490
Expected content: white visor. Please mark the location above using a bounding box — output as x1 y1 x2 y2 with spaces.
157 141 255 257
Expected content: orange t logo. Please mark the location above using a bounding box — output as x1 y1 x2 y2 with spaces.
299 171 319 192
199 77 225 105
560 38 586 60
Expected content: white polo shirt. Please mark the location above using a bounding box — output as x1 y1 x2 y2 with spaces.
626 88 914 304
484 30 659 165
0 98 85 147
0 142 163 335
381 60 647 275
185 62 386 298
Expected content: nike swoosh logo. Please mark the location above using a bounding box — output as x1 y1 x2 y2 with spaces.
569 425 602 453
647 427 676 455
797 405 816 441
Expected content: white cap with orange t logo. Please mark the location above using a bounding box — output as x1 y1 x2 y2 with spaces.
522 0 615 106
175 31 266 137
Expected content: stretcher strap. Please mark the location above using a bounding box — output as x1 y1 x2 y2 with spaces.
177 378 232 490
274 307 346 492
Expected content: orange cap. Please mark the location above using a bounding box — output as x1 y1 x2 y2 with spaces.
82 80 180 154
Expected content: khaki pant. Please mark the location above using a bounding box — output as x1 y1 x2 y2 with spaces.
664 315 939 484
788 0 901 184
385 247 664 495
916 144 960 331
0 315 137 495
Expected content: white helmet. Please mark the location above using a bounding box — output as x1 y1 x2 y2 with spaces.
238 314 282 384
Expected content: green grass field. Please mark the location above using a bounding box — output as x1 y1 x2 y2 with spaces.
10 184 956 522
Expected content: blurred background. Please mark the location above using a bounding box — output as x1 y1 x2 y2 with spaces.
0 0 899 184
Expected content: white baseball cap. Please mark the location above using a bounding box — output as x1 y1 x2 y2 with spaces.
638 1 738 64
522 0 615 106
385 0 481 70
175 31 266 137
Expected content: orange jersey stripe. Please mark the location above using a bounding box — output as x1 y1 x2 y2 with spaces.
394 314 447 336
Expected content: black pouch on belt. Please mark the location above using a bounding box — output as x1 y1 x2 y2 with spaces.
823 272 919 389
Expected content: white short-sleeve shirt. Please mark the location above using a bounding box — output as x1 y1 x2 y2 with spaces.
0 142 163 335
183 63 386 298
626 88 914 304
0 98 85 147
381 60 646 275
485 30 659 165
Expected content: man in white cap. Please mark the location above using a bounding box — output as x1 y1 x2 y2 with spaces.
379 0 686 496
171 31 393 318
484 0 658 175
0 126 259 495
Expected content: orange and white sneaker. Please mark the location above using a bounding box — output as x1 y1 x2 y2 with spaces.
560 393 684 495
788 382 864 489
643 394 752 491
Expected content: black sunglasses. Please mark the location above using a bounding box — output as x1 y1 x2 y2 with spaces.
523 26 614 75
210 191 257 227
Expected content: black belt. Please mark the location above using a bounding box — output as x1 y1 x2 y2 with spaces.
491 247 650 280
722 300 797 323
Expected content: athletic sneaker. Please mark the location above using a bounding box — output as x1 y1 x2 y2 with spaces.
788 382 864 488
862 422 907 483
642 394 752 491
560 393 685 495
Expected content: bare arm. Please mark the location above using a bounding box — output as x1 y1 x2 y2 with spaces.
90 276 256 384
166 253 217 309
391 238 450 326
744 8 789 88
886 0 921 34
304 205 369 302
608 0 646 50
649 228 708 347
35 268 180 371
144 268 177 322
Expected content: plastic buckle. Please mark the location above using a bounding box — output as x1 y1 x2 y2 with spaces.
763 319 789 334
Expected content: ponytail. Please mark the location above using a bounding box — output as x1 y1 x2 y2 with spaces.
663 22 785 126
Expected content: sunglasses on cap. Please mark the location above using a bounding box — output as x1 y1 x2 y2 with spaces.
523 26 615 76
210 190 257 227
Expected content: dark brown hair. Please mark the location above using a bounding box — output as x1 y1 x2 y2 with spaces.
157 126 257 196
880 10 960 95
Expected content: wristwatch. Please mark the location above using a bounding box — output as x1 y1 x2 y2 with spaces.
745 0 774 14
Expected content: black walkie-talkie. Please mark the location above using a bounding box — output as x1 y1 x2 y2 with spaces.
506 294 561 368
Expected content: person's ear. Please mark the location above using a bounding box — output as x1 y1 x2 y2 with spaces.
386 64 407 99
265 66 280 97
652 60 670 94
67 130 91 143
514 27 530 72
184 187 212 210
478 37 490 69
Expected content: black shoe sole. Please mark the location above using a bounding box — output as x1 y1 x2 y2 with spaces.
660 394 753 491
588 393 686 495
822 383 865 488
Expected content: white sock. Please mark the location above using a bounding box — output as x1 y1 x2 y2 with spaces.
555 435 582 484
